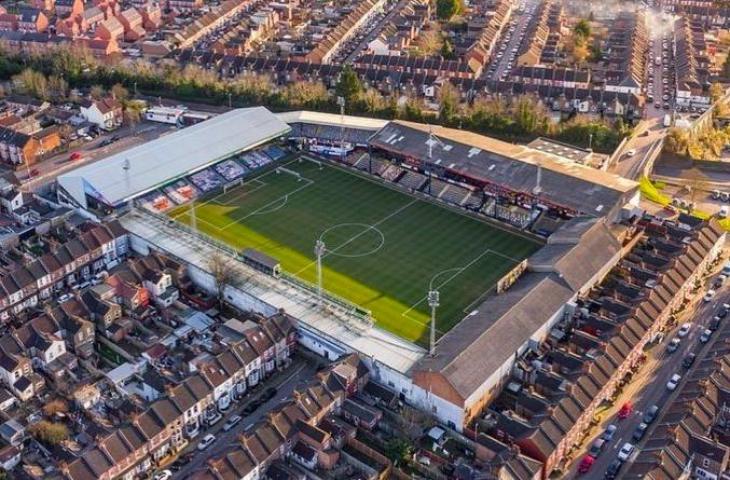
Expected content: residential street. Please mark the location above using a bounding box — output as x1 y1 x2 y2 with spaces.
567 261 729 479
169 355 319 479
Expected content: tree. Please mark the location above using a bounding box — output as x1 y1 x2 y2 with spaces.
13 69 49 99
665 127 689 155
436 0 462 20
90 84 106 100
335 65 362 105
111 83 130 101
438 82 459 124
123 99 146 134
710 83 726 103
573 43 589 66
28 421 69 445
573 19 591 43
43 399 69 417
723 55 730 79
208 252 235 309
440 36 455 59
384 439 413 464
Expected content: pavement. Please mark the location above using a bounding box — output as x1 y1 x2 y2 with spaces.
566 256 729 479
168 355 319 479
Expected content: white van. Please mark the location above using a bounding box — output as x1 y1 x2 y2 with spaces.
720 206 729 218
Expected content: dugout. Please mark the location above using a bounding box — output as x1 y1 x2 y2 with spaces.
241 248 282 277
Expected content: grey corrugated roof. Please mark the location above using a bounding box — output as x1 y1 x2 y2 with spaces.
412 219 621 402
58 107 290 207
370 121 638 216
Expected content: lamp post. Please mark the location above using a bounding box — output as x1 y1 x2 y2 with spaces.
315 240 326 305
428 289 440 356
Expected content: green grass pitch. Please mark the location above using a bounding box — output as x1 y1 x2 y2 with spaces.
169 158 541 345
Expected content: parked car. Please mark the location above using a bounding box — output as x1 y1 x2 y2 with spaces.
222 415 242 432
603 424 618 441
578 455 595 474
632 423 648 441
605 459 623 479
678 323 692 337
207 412 222 425
69 151 83 161
625 149 637 157
197 434 216 451
682 353 696 368
704 290 717 302
666 373 681 391
589 438 606 457
262 387 277 402
715 274 727 287
153 470 173 480
643 405 659 424
617 443 635 461
710 317 721 331
666 337 681 353
700 329 712 343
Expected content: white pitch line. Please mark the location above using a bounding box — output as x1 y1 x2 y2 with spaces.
292 198 418 276
401 248 500 318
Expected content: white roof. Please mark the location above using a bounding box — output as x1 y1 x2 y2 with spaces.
58 107 290 207
276 110 388 131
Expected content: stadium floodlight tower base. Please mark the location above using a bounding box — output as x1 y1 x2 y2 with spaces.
428 289 440 356
315 239 326 305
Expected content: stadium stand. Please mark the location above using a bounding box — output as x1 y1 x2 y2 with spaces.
381 164 404 182
441 184 473 206
263 145 287 160
288 123 373 146
370 158 389 176
163 179 199 204
239 150 273 169
428 178 450 198
214 159 247 181
463 192 483 209
398 171 428 191
189 168 226 192
140 190 172 212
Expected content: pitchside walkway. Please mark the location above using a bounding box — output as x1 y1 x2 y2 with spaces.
120 209 425 375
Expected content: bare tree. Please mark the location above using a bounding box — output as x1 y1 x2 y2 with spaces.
208 252 235 309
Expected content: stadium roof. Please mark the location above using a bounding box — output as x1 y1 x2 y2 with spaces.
370 121 639 216
412 217 622 402
276 110 388 131
58 107 289 208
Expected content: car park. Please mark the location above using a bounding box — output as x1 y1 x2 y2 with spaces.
617 442 634 461
197 434 216 451
666 373 681 391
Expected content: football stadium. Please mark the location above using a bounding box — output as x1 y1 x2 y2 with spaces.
167 157 541 343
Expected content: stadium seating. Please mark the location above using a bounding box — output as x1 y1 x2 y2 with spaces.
141 190 172 212
163 179 199 204
370 158 389 176
463 193 483 209
427 178 450 198
189 168 226 192
289 123 372 145
441 184 472 205
397 171 427 191
263 145 287 160
381 164 404 182
214 160 247 181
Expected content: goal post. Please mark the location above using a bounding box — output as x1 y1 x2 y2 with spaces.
223 177 245 194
